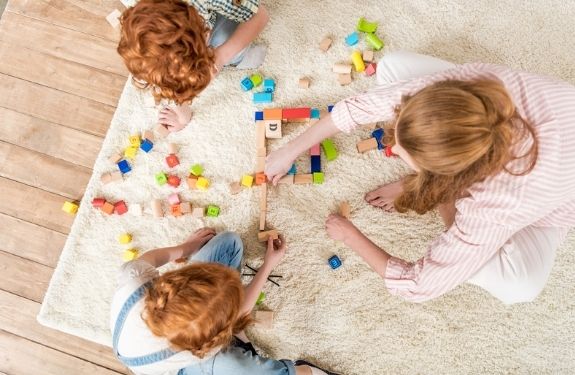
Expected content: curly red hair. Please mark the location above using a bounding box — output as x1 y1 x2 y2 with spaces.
118 0 215 104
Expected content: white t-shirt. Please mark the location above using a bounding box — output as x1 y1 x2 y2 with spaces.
109 259 219 375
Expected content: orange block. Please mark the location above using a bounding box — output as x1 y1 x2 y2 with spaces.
263 108 283 120
170 204 182 217
100 201 115 215
255 172 267 185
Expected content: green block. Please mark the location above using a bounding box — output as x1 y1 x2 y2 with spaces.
365 33 384 50
321 139 338 161
250 73 263 87
206 204 220 217
155 172 167 186
356 17 378 33
313 172 324 184
190 164 204 177
256 292 266 305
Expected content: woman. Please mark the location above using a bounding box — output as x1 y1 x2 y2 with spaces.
265 51 575 304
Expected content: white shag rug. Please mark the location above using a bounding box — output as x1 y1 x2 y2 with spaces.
39 1 575 374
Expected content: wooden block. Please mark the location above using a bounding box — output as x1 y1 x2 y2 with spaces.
154 124 170 138
100 202 115 215
294 174 313 184
187 176 198 189
338 73 352 86
340 201 351 219
257 147 267 157
333 63 352 74
229 181 243 195
319 37 332 52
142 130 154 142
170 204 182 217
254 310 274 329
241 175 254 187
106 9 122 29
257 229 278 242
100 173 112 185
192 207 204 218
167 143 178 154
263 108 283 120
259 184 267 231
255 172 267 186
298 77 310 88
180 202 192 214
363 50 374 62
151 199 163 217
282 108 311 121
108 153 123 164
265 120 282 139
310 144 321 156
256 156 265 173
256 121 266 149
278 174 294 184
110 171 123 182
357 138 378 153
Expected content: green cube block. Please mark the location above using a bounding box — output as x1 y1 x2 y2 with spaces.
155 172 167 185
321 139 338 161
313 172 324 184
356 17 378 33
250 73 263 87
190 164 204 177
206 204 220 217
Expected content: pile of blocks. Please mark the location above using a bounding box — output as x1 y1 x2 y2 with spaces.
91 197 128 215
241 73 276 104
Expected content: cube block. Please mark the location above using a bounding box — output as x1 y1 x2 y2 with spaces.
206 205 220 217
298 77 310 88
114 200 128 215
310 144 321 156
192 207 205 218
117 159 131 174
357 137 378 153
241 175 254 187
310 108 321 119
313 172 324 184
328 255 342 269
118 233 132 244
250 73 263 87
167 143 179 154
124 146 138 160
196 177 209 190
257 229 279 242
167 175 181 187
167 193 180 205
365 62 377 76
166 154 180 168
319 37 332 52
363 50 374 62
108 153 123 164
230 181 243 195
254 111 264 121
187 175 198 189
155 172 167 186
180 202 192 214
255 172 267 185
140 139 154 153
190 164 204 177
129 135 141 147
170 204 182 217
263 78 275 93
101 202 115 215
351 51 365 72
338 73 352 86
265 120 282 138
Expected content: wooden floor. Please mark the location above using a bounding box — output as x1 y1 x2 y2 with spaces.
0 1 131 373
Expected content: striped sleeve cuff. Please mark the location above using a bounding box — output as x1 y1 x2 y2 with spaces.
384 256 417 294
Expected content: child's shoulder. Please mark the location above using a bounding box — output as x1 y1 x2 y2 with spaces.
117 258 159 288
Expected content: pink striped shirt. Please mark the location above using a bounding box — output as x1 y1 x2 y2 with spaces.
331 63 575 302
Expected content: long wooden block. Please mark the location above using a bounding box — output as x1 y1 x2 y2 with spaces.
256 121 266 148
257 229 278 242
338 73 352 86
278 175 294 184
259 184 267 231
151 199 163 217
357 138 378 153
333 63 352 74
282 107 311 121
263 108 283 120
256 156 265 173
257 147 267 157
340 201 351 219
294 174 313 184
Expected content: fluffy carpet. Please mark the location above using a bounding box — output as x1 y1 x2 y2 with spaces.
39 1 575 374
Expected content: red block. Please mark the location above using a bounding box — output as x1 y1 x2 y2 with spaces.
114 200 128 215
166 154 180 168
385 145 395 157
365 62 377 76
255 172 267 185
282 107 311 120
91 198 106 207
167 175 181 187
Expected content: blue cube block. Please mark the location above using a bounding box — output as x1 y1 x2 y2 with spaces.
254 111 264 121
288 163 297 175
311 155 321 173
372 128 385 150
327 105 334 112
117 159 131 174
241 77 254 91
345 32 359 46
328 255 342 269
263 78 275 93
310 108 320 119
140 139 153 153
253 92 273 104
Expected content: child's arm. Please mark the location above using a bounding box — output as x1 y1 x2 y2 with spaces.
213 5 269 68
240 235 286 316
139 228 216 268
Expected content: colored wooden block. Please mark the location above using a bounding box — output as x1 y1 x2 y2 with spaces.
91 198 106 208
151 199 163 217
114 200 128 215
328 105 334 112
110 171 123 182
61 201 78 214
187 175 198 189
310 155 321 173
310 144 321 156
277 175 294 184
345 31 359 46
206 205 220 217
192 207 205 218
101 201 115 215
167 143 178 154
257 229 279 242
313 172 324 184
250 73 263 87
365 33 384 50
265 120 282 139
357 17 378 33
256 121 266 149
332 63 352 74
357 137 378 153
372 128 385 149
294 174 313 184
338 73 352 86
241 175 254 187
129 135 141 147
256 156 265 173
196 177 209 190
241 77 254 91
142 130 154 142
117 159 131 174
255 172 267 185
180 202 192 214
351 51 365 72
230 181 243 195
310 108 321 119
108 152 123 164
321 139 338 161
298 77 310 88
254 111 264 121
140 139 153 153
189 164 204 177
254 310 274 329
365 62 377 76
118 233 132 244
263 78 275 93
253 92 273 104
122 248 139 262
340 201 351 219
287 164 297 175
167 193 180 205
106 9 122 28
282 107 311 121
170 204 182 217
154 124 170 138
363 50 374 62
319 36 332 52
263 108 283 120
130 203 143 216
328 255 342 269
167 175 181 187
124 146 138 160
256 292 266 305
166 154 180 168
385 145 394 157
155 172 167 186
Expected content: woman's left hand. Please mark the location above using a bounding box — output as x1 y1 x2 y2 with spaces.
325 214 358 243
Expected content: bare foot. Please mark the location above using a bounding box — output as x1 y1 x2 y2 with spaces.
364 178 404 212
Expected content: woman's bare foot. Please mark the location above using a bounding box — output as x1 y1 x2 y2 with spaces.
364 178 404 212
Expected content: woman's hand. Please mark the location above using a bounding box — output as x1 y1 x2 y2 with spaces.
325 214 359 243
265 147 298 185
159 105 193 132
263 234 287 269
183 227 216 256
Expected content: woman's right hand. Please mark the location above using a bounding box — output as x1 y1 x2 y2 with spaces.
263 234 287 269
265 147 297 185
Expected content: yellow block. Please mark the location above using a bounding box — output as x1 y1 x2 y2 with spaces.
196 177 210 190
241 175 254 188
118 233 132 244
124 146 138 159
351 51 365 72
61 201 79 214
123 248 139 262
129 135 141 147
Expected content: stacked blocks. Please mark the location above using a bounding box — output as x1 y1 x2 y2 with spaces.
189 164 209 190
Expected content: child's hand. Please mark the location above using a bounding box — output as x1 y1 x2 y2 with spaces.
183 227 216 255
326 214 358 243
265 148 297 185
263 234 287 269
159 105 193 132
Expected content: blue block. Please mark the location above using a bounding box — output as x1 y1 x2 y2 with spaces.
310 155 321 173
117 159 131 174
254 111 264 121
327 105 334 112
310 108 320 119
263 78 275 93
372 128 385 150
345 32 359 46
241 77 253 91
140 139 153 153
288 163 297 175
253 92 273 104
328 255 342 269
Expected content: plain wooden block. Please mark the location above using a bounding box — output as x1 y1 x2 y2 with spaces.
265 120 282 139
257 229 279 242
106 9 122 28
167 143 178 154
254 310 274 329
340 201 351 219
142 130 154 141
357 138 378 153
294 174 313 184
108 152 123 163
338 73 352 86
298 77 310 88
192 207 204 218
256 121 266 149
278 175 294 184
257 147 267 157
363 50 374 62
100 173 112 185
319 37 332 52
151 199 163 217
154 124 170 138
259 184 267 231
333 63 352 74
229 181 243 195
256 156 266 173
180 202 192 214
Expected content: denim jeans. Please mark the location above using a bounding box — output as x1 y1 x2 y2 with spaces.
207 14 249 66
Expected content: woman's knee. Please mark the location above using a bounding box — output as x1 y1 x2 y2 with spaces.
496 275 547 305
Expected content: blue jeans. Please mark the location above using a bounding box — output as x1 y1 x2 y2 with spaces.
180 232 296 375
208 14 249 66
